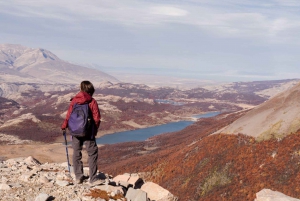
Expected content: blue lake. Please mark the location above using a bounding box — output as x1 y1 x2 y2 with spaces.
96 111 220 145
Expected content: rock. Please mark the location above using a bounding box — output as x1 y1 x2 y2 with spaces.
55 180 70 187
95 184 124 194
0 183 11 190
255 189 300 201
19 173 34 182
113 173 130 184
5 157 25 165
119 180 130 188
24 156 41 166
125 187 148 201
39 176 50 183
141 182 178 201
128 173 144 189
21 165 30 171
9 183 23 188
61 162 74 174
44 182 54 188
0 155 181 200
34 193 50 201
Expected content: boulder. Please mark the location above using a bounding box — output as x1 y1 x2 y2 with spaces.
255 189 300 201
128 173 144 189
113 173 130 184
141 182 178 201
125 187 147 201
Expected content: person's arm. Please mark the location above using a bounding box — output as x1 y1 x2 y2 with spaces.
90 99 101 129
61 100 75 130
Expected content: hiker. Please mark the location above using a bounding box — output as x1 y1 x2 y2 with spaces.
61 80 102 185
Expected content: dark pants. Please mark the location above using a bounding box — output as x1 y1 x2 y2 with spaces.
72 136 98 182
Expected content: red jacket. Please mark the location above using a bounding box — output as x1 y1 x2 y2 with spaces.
61 91 101 136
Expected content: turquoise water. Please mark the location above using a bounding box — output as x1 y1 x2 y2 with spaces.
96 111 220 144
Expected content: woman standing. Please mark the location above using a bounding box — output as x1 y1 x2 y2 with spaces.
61 80 102 185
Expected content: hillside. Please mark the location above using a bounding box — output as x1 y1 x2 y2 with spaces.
94 82 300 200
218 81 300 140
0 44 119 84
97 112 300 201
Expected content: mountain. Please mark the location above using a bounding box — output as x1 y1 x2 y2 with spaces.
217 81 300 140
0 44 119 84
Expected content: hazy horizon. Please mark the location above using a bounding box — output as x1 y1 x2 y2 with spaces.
1 1 300 82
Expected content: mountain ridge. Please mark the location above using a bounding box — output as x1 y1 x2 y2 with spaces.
0 44 119 84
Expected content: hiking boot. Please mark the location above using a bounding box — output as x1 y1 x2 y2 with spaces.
76 175 89 184
76 177 84 184
89 179 105 187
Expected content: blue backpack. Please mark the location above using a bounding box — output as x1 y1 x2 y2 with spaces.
68 103 93 137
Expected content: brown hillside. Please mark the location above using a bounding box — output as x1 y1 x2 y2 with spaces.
218 81 300 140
98 112 300 200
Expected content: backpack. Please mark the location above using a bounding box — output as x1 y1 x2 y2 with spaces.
68 103 93 137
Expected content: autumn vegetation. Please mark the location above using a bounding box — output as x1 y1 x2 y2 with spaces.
98 112 300 200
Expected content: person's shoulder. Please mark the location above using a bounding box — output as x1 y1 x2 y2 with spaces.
89 98 98 105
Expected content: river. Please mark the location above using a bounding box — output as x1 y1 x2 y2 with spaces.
96 111 220 144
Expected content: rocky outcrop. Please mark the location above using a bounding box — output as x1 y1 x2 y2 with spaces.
0 156 177 201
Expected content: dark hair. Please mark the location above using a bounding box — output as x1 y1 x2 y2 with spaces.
80 80 95 96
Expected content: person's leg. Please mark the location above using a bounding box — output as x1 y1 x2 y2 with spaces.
85 138 98 183
72 136 84 181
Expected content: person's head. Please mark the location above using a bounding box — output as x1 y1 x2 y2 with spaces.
80 80 95 96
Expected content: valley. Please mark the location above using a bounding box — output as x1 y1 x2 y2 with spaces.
1 79 297 145
2 44 300 200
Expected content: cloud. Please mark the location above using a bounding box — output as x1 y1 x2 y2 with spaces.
1 0 300 82
150 6 188 16
275 0 300 6
1 0 300 43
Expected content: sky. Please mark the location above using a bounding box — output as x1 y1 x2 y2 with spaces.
1 0 300 83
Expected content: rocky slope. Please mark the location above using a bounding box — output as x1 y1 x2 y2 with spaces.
217 81 300 140
0 44 119 84
0 156 177 201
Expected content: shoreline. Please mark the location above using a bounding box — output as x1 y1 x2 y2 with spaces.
95 112 207 138
0 111 217 163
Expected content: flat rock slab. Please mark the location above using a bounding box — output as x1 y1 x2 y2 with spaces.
255 189 300 201
141 182 177 201
126 188 147 201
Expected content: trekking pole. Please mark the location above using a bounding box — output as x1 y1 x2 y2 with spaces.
63 130 71 174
